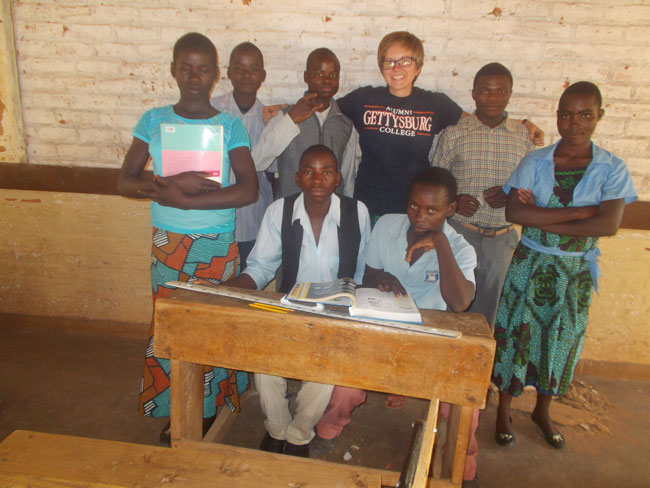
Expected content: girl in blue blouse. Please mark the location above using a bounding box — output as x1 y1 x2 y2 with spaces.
492 82 636 449
117 33 258 443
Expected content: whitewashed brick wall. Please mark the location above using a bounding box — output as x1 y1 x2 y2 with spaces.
10 0 650 198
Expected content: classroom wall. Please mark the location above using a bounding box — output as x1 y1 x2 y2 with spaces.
7 0 650 197
1 0 649 371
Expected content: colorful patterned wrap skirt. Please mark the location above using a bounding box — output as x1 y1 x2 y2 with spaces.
492 169 597 397
138 228 249 418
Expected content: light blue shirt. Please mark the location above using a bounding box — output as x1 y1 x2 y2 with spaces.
133 105 250 233
212 92 274 242
243 193 372 289
504 140 637 206
366 214 477 311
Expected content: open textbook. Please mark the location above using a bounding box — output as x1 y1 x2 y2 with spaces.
161 123 224 183
285 278 423 324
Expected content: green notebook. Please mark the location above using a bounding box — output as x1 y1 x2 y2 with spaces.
161 123 224 182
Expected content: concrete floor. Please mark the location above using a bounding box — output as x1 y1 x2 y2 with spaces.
1 313 649 487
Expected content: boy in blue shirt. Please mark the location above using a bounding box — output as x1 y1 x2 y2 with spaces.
318 167 480 486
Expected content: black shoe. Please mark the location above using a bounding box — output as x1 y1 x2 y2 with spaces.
495 415 514 446
159 421 171 446
284 441 310 457
202 415 215 436
309 434 335 459
259 432 285 453
531 415 565 449
462 476 480 488
495 430 515 446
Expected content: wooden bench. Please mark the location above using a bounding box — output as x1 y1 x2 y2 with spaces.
0 430 385 487
154 287 495 487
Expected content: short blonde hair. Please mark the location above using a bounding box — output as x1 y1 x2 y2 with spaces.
377 31 424 70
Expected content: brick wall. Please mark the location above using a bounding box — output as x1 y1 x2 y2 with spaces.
9 0 650 198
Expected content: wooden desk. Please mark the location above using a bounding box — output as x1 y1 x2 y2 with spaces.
154 287 495 487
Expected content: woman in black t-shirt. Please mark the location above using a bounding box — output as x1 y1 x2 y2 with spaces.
337 31 464 218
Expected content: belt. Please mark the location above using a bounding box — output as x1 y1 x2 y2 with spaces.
460 222 514 237
520 235 601 293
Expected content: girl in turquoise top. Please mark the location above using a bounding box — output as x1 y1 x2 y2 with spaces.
117 33 258 442
492 82 636 450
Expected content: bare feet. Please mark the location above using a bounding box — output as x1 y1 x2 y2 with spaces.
385 394 406 408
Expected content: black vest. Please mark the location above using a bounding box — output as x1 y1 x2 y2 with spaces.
279 193 361 293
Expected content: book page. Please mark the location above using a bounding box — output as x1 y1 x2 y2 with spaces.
286 278 357 306
350 288 423 324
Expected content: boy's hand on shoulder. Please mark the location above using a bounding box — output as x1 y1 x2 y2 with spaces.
263 104 288 123
484 186 507 208
456 194 480 217
289 93 324 124
522 119 545 146
167 171 221 196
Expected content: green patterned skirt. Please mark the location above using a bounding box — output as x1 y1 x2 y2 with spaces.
491 239 595 396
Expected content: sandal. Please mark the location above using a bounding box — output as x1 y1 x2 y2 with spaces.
494 430 515 446
531 414 565 449
495 415 514 446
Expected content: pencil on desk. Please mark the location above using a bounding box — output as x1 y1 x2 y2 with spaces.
249 303 291 313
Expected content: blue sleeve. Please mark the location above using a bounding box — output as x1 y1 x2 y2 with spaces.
602 157 637 204
365 216 390 271
226 116 251 151
133 111 152 144
503 154 537 195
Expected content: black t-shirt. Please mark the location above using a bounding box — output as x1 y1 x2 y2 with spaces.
338 86 463 216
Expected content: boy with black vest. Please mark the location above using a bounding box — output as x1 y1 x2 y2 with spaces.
251 48 357 199
224 144 371 457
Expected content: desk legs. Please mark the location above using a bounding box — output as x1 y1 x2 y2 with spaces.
170 359 204 445
413 398 440 487
450 406 472 485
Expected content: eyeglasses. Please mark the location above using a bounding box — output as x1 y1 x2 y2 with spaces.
381 56 415 70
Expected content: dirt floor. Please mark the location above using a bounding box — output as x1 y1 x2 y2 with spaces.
1 314 649 487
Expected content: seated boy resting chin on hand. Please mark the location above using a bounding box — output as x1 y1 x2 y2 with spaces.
316 167 480 484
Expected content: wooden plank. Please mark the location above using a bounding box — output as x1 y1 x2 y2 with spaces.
0 430 383 488
2 160 646 231
154 289 495 408
202 392 247 443
450 407 473 486
169 359 203 444
440 404 461 479
176 439 462 488
413 399 440 487
0 162 152 195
